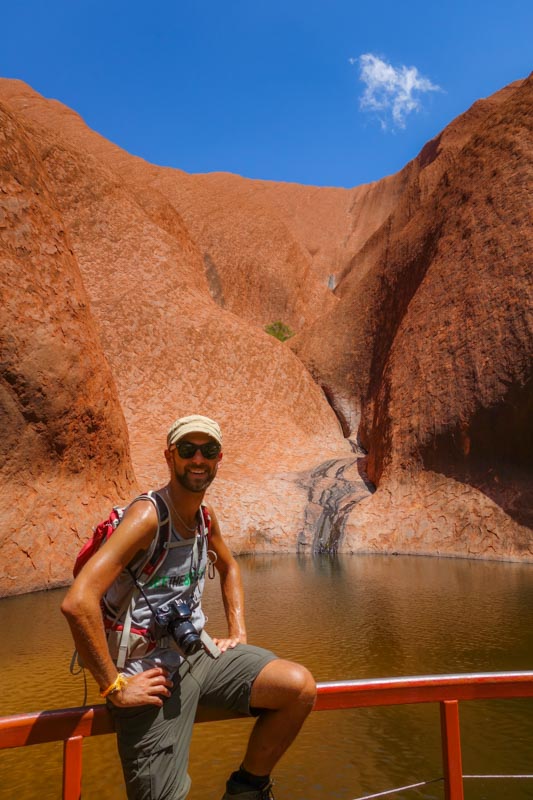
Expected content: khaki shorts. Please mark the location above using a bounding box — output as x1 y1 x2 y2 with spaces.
109 643 276 800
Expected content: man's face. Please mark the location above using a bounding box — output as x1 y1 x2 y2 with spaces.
168 433 222 493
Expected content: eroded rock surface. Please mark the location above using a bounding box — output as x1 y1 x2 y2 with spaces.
0 80 353 595
0 100 135 595
0 74 531 595
292 76 533 559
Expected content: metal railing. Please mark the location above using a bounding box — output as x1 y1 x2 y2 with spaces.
2 671 533 800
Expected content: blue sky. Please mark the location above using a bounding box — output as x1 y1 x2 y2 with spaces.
2 0 531 187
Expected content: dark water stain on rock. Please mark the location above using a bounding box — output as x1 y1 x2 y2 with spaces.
297 441 375 554
204 252 225 307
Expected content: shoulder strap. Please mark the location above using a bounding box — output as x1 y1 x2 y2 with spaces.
132 491 172 586
201 504 212 544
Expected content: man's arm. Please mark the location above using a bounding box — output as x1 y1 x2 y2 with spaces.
61 500 173 707
207 506 247 652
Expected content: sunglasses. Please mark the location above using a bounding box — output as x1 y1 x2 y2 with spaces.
173 440 221 460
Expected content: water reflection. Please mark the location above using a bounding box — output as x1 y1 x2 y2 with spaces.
1 554 533 799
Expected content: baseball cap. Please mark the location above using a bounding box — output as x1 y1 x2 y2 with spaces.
167 414 222 448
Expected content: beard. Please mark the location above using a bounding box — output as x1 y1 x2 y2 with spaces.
174 463 217 493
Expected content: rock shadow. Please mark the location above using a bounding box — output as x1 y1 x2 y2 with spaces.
421 378 533 528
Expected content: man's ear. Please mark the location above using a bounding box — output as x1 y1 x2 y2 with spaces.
164 448 172 468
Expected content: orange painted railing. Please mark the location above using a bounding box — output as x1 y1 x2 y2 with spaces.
2 671 533 800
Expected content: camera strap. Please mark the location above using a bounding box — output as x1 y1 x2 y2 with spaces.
126 528 205 615
127 565 158 616
200 630 221 658
126 529 219 660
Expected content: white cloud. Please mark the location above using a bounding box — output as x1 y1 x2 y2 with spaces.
354 53 441 130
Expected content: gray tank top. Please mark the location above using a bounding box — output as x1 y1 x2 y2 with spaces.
103 494 209 675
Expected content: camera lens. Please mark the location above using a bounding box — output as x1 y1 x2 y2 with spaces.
168 602 203 655
178 629 204 655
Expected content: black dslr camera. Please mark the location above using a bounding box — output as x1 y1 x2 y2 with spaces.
154 599 204 656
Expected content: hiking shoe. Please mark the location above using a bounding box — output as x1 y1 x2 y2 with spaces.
221 780 275 799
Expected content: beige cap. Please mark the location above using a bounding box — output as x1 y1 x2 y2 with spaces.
167 414 222 448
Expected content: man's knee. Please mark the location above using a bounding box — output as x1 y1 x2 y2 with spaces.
251 659 317 711
284 661 317 706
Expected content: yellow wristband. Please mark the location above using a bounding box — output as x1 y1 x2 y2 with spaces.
100 673 128 698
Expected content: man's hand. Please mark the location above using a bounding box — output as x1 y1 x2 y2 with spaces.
213 634 247 653
108 667 173 708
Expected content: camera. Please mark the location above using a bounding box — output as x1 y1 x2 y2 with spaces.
154 599 204 656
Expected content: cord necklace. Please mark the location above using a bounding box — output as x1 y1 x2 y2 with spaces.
164 487 198 533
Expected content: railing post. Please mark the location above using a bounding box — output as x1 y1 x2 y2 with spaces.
440 700 464 800
63 735 83 800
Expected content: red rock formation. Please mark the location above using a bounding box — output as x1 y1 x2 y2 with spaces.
292 76 533 558
0 74 531 595
0 100 136 596
0 80 353 595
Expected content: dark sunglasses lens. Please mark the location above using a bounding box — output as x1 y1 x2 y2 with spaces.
176 441 220 459
176 442 196 458
201 442 221 459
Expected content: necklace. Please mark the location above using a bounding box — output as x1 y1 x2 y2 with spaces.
164 487 198 533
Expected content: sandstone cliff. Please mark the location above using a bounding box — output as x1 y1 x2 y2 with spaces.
292 76 533 559
0 75 531 595
0 79 354 595
0 99 136 595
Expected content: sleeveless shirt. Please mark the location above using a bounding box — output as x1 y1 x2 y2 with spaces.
103 494 209 675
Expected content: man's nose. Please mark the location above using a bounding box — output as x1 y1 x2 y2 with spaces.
191 448 205 462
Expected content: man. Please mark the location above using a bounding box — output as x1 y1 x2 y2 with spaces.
62 414 316 800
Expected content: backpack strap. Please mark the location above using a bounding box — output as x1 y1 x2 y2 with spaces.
114 491 171 668
133 491 172 586
201 505 212 545
116 590 141 669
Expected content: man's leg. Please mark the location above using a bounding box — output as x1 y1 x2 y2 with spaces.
241 659 317 776
110 659 201 800
196 644 316 798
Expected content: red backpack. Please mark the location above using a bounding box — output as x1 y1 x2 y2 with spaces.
74 505 125 577
74 491 212 581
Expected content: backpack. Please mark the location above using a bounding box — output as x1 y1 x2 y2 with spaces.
74 492 171 580
74 491 212 580
74 505 124 577
73 491 212 668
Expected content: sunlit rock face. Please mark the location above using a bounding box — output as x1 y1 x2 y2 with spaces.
0 80 354 596
0 74 531 595
292 75 533 559
0 100 135 596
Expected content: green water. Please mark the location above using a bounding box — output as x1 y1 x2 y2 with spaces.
1 554 533 799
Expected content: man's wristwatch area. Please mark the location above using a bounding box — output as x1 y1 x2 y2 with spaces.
100 673 129 698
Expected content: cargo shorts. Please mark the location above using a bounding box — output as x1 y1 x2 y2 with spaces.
109 643 277 800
